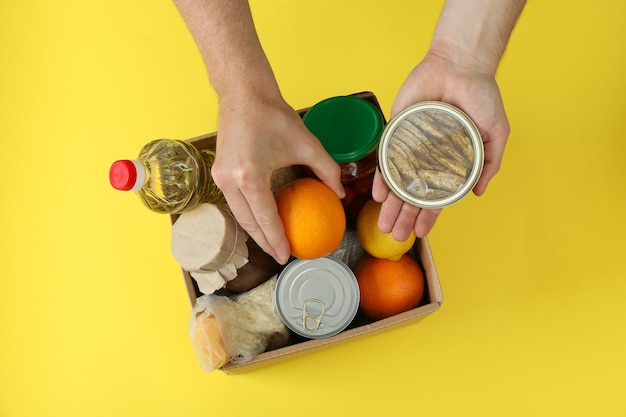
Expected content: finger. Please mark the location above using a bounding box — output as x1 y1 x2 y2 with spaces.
222 184 291 265
295 132 345 199
377 193 403 234
372 169 390 203
305 157 345 199
474 122 509 196
241 185 292 265
474 160 496 196
221 188 276 260
391 203 420 242
413 208 442 238
474 142 504 195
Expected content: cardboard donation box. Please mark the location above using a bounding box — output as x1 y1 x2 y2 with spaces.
171 92 443 374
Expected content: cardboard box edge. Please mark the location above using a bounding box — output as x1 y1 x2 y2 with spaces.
220 236 442 374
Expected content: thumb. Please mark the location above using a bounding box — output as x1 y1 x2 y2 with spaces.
300 134 345 199
308 155 345 199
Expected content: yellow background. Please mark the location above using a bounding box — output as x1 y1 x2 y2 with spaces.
1 0 625 416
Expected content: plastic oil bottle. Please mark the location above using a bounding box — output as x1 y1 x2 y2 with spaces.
109 139 226 214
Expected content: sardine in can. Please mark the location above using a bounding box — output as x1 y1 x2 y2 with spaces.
275 257 360 339
378 101 484 209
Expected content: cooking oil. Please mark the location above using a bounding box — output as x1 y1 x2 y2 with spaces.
110 139 226 214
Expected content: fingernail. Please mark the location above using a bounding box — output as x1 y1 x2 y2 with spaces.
338 184 346 199
275 250 289 265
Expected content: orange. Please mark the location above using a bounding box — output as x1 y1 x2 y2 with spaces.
275 177 346 259
354 254 424 320
356 200 416 261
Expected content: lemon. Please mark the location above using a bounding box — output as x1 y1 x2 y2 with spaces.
356 200 416 261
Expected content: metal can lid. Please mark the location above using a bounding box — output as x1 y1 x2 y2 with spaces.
303 96 384 163
378 101 484 209
275 257 360 339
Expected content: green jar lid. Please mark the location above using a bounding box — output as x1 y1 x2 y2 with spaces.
303 96 384 163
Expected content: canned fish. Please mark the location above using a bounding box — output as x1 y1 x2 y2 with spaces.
274 257 360 339
378 101 484 208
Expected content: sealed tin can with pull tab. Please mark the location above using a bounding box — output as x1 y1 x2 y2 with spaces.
274 257 360 339
378 101 484 209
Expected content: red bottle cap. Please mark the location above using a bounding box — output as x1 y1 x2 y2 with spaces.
109 160 138 191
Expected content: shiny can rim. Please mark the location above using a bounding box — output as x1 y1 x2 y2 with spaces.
274 257 360 339
378 101 484 209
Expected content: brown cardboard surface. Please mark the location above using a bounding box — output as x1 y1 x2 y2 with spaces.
220 237 442 374
171 92 443 374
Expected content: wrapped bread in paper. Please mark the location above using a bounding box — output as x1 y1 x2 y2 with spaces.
189 276 290 371
171 204 249 294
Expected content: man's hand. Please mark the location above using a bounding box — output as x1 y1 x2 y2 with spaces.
212 95 343 264
373 50 511 241
373 0 524 241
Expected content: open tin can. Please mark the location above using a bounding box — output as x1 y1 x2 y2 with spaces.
274 257 360 339
378 101 484 209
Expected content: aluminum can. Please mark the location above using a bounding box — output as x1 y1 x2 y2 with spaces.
378 101 483 208
275 257 360 339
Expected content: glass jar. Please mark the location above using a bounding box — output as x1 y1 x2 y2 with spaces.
303 95 385 222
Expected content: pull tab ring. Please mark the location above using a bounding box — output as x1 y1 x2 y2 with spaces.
302 298 325 333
